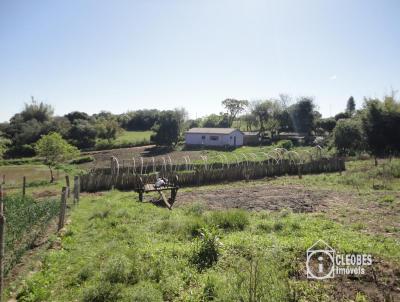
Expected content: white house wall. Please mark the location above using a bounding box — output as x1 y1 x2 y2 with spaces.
185 130 243 146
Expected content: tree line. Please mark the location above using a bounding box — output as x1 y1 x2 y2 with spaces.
0 99 188 158
1 92 400 162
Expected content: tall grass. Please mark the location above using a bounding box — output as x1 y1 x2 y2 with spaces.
4 194 59 274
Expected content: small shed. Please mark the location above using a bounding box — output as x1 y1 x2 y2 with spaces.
185 128 244 147
243 131 261 145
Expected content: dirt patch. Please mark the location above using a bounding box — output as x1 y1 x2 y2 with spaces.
331 259 400 302
176 184 331 212
32 190 58 198
80 145 204 169
176 182 400 239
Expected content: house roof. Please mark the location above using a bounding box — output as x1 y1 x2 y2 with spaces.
185 128 241 135
243 131 259 136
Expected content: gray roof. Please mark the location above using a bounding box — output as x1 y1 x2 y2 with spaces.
186 128 241 135
243 131 259 136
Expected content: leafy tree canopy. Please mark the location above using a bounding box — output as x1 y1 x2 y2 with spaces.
35 132 79 182
333 119 364 155
151 110 185 147
21 97 54 123
222 99 249 127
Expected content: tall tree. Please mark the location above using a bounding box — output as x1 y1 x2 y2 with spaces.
333 119 364 155
251 100 277 134
289 97 315 135
222 99 249 127
362 97 400 164
21 97 54 122
0 135 11 159
242 113 259 131
151 110 184 147
95 118 121 143
346 96 356 116
35 132 79 182
67 119 97 149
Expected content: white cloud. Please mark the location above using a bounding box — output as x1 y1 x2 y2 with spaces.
329 75 337 80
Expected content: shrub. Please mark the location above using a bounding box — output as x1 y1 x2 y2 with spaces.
381 195 395 203
275 140 293 150
78 265 94 282
157 215 207 239
224 253 289 301
26 180 50 187
102 255 136 284
273 221 284 232
257 222 273 233
202 275 220 301
89 209 110 220
208 209 249 231
70 155 94 164
82 281 121 302
183 202 205 216
122 281 163 302
190 228 221 271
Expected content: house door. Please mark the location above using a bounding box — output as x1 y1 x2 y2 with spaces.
234 136 236 146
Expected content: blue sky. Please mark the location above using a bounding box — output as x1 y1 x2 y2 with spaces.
0 0 399 122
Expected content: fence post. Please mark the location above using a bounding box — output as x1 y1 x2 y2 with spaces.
0 185 5 302
58 187 67 231
298 164 303 179
22 176 26 197
65 175 70 198
73 176 80 204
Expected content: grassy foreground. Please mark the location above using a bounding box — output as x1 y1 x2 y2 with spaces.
10 190 399 301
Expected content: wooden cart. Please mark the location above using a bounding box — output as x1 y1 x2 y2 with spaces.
136 175 179 210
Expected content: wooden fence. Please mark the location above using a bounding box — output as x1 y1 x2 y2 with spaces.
80 157 345 192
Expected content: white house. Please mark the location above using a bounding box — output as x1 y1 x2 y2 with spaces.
185 128 244 147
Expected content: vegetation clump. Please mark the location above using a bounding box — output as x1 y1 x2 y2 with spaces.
190 228 221 271
208 209 249 231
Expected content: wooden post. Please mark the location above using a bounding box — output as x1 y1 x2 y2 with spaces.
298 164 303 179
73 176 80 204
139 191 143 202
0 185 5 302
1 175 4 185
65 175 70 198
22 176 26 197
58 187 67 231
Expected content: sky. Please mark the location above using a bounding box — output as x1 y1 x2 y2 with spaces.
0 0 399 122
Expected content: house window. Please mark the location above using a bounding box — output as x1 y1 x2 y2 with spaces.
201 135 206 139
210 136 219 141
230 136 232 139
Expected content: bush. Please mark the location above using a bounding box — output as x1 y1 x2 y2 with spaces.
202 275 220 301
102 255 133 284
26 180 51 187
122 281 163 302
78 265 94 282
224 253 290 301
275 140 293 150
70 155 94 164
0 157 42 166
208 209 249 231
190 228 221 271
157 215 207 238
82 281 121 302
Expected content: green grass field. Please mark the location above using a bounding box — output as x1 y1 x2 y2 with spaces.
6 158 400 301
2 158 400 301
94 131 154 151
114 131 153 145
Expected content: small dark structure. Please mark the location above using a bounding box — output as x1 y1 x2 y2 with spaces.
135 175 179 210
243 131 260 145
